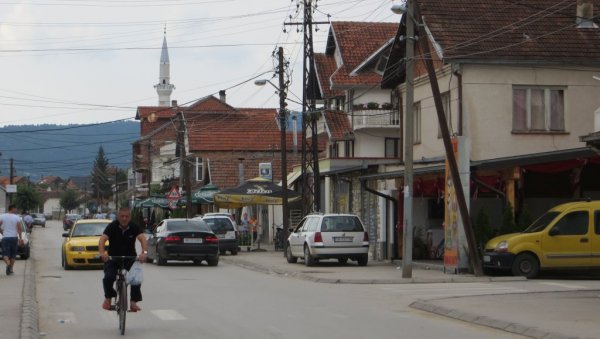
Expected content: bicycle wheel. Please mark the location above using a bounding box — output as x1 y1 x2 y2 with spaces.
117 279 128 335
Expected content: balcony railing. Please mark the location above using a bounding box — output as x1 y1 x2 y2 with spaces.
353 109 400 130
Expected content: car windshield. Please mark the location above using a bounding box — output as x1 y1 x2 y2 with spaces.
71 223 108 237
166 220 210 232
203 218 234 231
321 216 364 232
523 211 561 233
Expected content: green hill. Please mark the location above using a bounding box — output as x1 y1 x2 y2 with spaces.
0 121 139 181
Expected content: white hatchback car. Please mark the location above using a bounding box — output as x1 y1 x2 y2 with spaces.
286 213 369 266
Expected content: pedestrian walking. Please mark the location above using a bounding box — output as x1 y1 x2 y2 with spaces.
0 205 25 275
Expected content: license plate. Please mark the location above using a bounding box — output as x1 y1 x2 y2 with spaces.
483 255 491 263
333 237 353 242
184 238 203 244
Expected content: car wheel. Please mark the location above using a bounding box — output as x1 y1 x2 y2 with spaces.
338 258 348 265
286 244 297 264
207 256 219 267
230 249 238 255
156 252 167 266
304 245 315 267
512 253 539 278
62 252 72 270
357 254 368 266
193 259 203 265
20 246 30 260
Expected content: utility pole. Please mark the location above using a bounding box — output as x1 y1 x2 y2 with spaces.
277 47 291 254
178 111 193 218
413 2 482 276
114 166 119 210
401 0 415 279
284 0 328 215
147 141 152 198
9 158 14 204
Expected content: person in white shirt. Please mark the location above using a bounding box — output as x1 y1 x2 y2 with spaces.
0 205 24 275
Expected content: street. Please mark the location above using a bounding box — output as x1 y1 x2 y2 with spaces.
31 220 600 339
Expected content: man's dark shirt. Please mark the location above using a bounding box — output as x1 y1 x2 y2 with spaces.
103 221 141 256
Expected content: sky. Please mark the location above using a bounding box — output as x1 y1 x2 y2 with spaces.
0 0 400 127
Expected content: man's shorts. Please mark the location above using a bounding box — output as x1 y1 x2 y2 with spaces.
1 237 18 259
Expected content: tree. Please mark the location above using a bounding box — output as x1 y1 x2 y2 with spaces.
91 146 112 207
60 189 80 213
517 204 533 232
474 208 493 255
14 185 42 212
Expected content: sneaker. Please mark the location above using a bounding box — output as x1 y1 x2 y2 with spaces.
6 265 10 275
9 265 14 274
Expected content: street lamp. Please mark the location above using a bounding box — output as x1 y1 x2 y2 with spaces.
255 47 291 255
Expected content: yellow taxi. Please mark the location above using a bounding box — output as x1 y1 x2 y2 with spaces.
62 219 111 270
483 200 600 278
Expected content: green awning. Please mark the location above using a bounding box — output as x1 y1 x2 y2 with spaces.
134 197 169 208
191 183 220 204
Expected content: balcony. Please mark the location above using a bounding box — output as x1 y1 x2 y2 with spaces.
352 109 400 130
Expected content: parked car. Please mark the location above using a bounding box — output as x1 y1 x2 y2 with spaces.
61 219 112 270
146 218 219 266
0 230 30 260
483 200 600 278
286 213 369 266
32 213 46 228
200 215 238 255
63 214 81 230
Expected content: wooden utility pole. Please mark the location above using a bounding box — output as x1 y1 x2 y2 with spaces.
414 1 482 275
277 47 291 254
178 111 193 218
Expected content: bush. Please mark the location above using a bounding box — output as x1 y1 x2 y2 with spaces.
516 204 533 232
474 208 493 255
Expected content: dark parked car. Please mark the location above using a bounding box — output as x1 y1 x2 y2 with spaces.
146 218 219 266
32 213 46 228
0 231 30 260
63 214 81 230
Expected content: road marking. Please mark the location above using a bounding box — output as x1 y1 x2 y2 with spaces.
151 309 187 320
538 282 588 289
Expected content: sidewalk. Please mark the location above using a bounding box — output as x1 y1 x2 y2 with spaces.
222 247 600 339
0 256 38 339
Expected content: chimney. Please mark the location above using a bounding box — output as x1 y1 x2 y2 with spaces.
577 0 597 28
171 100 177 107
219 90 226 103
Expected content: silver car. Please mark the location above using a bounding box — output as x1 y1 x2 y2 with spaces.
286 213 369 266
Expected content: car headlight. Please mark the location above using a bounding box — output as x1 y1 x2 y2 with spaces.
495 241 508 253
70 246 86 252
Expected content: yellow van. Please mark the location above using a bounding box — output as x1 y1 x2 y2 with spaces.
483 200 600 278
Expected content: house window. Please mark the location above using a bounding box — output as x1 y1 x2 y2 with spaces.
375 54 389 74
437 92 451 138
195 157 203 182
344 140 354 157
391 90 402 125
512 87 565 132
385 138 400 158
413 102 421 144
329 142 339 158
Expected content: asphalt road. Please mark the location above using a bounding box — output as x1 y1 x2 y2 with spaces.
34 220 527 339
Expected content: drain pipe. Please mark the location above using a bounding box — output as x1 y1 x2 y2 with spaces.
361 178 398 260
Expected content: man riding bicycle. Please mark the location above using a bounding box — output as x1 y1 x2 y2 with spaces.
99 207 148 312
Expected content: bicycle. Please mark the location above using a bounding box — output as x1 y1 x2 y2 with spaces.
107 255 138 335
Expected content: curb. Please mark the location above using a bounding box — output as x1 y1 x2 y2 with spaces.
410 300 572 339
221 257 526 284
20 256 39 339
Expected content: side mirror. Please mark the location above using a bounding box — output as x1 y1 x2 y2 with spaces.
62 232 69 238
549 227 560 236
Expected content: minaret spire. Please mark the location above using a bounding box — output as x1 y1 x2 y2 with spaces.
154 28 175 107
